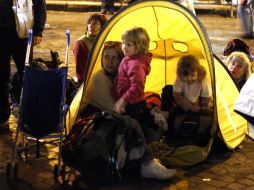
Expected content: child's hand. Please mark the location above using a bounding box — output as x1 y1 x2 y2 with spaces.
113 97 126 114
190 104 199 112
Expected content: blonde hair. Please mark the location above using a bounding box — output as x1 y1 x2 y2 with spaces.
121 27 150 56
225 51 252 81
177 55 206 82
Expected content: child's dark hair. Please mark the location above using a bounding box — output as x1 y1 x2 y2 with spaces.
177 55 206 81
86 13 108 32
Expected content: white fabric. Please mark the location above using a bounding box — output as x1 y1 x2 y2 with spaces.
84 69 115 111
12 0 34 38
234 73 254 117
173 77 211 103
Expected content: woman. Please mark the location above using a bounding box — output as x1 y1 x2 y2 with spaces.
225 51 252 89
80 40 176 180
80 41 124 116
74 13 108 84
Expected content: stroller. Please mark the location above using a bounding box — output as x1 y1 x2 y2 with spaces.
6 29 71 181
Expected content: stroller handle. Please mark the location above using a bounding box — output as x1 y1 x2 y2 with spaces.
25 29 33 66
65 30 70 67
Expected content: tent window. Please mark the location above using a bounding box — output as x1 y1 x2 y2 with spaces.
149 41 157 51
172 42 188 53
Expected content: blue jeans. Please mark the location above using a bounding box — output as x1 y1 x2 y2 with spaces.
238 4 253 36
101 0 115 12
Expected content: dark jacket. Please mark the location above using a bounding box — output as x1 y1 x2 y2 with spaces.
0 0 46 36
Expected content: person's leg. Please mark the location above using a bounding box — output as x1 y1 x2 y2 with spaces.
248 2 254 37
108 0 115 14
11 31 27 85
186 0 196 15
0 27 12 125
101 0 109 13
238 4 253 37
128 0 138 5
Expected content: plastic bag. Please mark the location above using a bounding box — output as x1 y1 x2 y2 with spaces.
12 0 34 38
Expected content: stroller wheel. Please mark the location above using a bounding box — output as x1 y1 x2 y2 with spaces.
6 162 11 180
13 163 19 179
24 147 30 159
53 164 59 183
17 143 27 160
61 164 66 183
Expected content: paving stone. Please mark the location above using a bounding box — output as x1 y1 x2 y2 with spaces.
238 178 254 186
217 175 235 183
247 174 254 181
33 182 52 190
205 179 227 188
245 186 254 190
187 176 203 184
227 182 246 190
196 183 217 190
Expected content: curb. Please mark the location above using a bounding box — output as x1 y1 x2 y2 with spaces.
46 1 237 17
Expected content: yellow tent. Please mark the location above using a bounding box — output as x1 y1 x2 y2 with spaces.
67 0 247 166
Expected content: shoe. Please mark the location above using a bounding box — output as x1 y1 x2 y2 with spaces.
101 9 107 14
0 120 10 134
150 108 168 131
141 158 176 180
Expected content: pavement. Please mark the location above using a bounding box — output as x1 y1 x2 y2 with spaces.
2 7 254 190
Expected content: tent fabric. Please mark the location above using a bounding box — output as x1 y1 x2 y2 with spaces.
66 0 247 166
214 56 247 149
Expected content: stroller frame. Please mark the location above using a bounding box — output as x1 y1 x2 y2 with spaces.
6 29 71 182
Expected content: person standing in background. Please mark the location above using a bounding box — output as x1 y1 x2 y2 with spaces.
0 0 46 129
101 0 115 14
238 0 253 38
247 0 254 38
74 13 108 84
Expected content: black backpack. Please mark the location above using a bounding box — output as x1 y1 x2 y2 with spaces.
62 111 146 180
170 109 213 147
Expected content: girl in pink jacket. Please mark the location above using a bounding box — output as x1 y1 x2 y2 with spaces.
113 27 158 130
112 27 176 180
113 27 168 133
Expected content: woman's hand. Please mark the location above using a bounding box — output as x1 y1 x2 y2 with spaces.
113 97 126 114
32 36 43 46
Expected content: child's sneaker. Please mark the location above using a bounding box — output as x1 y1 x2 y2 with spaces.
140 158 176 180
150 107 168 131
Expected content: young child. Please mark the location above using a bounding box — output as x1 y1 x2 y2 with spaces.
173 55 211 113
113 27 176 180
112 27 168 132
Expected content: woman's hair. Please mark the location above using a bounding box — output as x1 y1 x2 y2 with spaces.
223 39 250 57
177 55 206 81
225 51 252 80
86 13 108 32
101 41 124 62
121 27 150 56
101 41 124 75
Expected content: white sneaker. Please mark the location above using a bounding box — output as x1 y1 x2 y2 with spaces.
140 158 176 180
150 108 168 131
